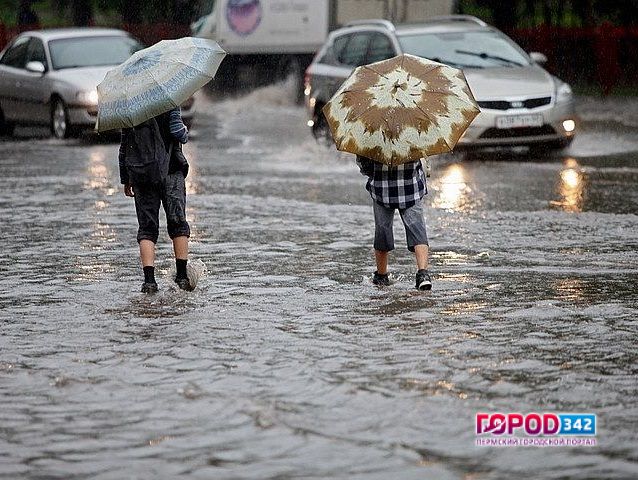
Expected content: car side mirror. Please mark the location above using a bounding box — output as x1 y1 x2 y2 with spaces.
529 52 547 65
26 61 46 74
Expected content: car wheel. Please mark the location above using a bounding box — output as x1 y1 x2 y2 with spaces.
51 98 71 139
312 109 332 147
0 107 15 137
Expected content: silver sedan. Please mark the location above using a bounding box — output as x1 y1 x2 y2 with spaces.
0 28 195 138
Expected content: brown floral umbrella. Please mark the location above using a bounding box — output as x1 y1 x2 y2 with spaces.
322 54 480 166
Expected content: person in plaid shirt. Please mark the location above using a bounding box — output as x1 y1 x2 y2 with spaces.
357 155 432 290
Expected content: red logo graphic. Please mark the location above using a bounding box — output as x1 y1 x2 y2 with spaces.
227 0 263 36
476 413 560 436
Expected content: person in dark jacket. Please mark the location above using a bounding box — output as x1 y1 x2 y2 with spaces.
357 155 432 291
119 107 192 293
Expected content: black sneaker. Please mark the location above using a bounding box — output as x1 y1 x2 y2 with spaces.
372 271 391 286
141 281 158 294
175 277 194 291
415 269 432 291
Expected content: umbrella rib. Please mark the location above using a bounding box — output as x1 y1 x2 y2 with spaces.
148 68 180 109
413 104 453 152
417 89 452 95
362 65 389 80
338 103 383 143
170 58 216 78
338 104 399 158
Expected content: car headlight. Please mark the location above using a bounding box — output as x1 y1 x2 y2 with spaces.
555 82 573 104
77 90 99 105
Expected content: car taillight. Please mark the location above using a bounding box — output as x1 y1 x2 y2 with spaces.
304 69 311 96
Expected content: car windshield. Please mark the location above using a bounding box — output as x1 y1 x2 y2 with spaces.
397 30 530 69
49 35 143 70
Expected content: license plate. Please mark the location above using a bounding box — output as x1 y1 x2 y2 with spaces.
496 114 543 129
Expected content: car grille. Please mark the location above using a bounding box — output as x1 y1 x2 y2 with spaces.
479 125 556 138
478 97 552 110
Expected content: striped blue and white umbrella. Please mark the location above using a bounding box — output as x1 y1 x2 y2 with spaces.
96 37 226 132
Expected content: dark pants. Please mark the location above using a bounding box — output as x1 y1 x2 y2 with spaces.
373 199 428 252
133 172 190 243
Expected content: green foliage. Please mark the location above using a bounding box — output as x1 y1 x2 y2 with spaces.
1 0 209 26
459 0 638 28
7 0 634 29
0 0 17 25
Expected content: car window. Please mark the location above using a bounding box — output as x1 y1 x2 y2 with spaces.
397 30 530 69
0 36 31 69
26 38 47 67
49 35 143 70
338 33 372 67
331 35 349 63
366 33 395 64
318 34 348 65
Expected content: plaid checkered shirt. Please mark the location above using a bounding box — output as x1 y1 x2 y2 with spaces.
358 157 427 209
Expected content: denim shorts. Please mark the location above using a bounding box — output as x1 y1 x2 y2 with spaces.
133 171 190 243
373 199 428 252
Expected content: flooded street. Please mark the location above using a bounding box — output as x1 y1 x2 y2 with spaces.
1 84 637 479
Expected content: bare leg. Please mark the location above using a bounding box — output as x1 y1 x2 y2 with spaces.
139 240 155 267
172 236 188 260
375 250 389 275
414 245 429 270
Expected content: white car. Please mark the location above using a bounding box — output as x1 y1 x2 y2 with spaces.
0 28 195 138
305 16 577 150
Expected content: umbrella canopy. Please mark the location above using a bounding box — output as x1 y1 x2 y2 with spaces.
323 54 480 165
96 37 226 132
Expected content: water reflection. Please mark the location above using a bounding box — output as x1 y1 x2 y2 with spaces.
550 158 586 212
85 150 116 195
440 301 488 316
181 144 204 241
82 150 118 257
88 219 117 249
432 163 472 211
553 277 590 302
183 144 201 195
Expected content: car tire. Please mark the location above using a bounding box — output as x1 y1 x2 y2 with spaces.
0 107 15 137
312 109 332 147
50 97 71 139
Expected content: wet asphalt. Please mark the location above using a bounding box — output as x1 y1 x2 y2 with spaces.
0 84 637 479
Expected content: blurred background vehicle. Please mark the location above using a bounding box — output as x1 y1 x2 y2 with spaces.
191 0 455 98
0 27 195 138
305 15 577 151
